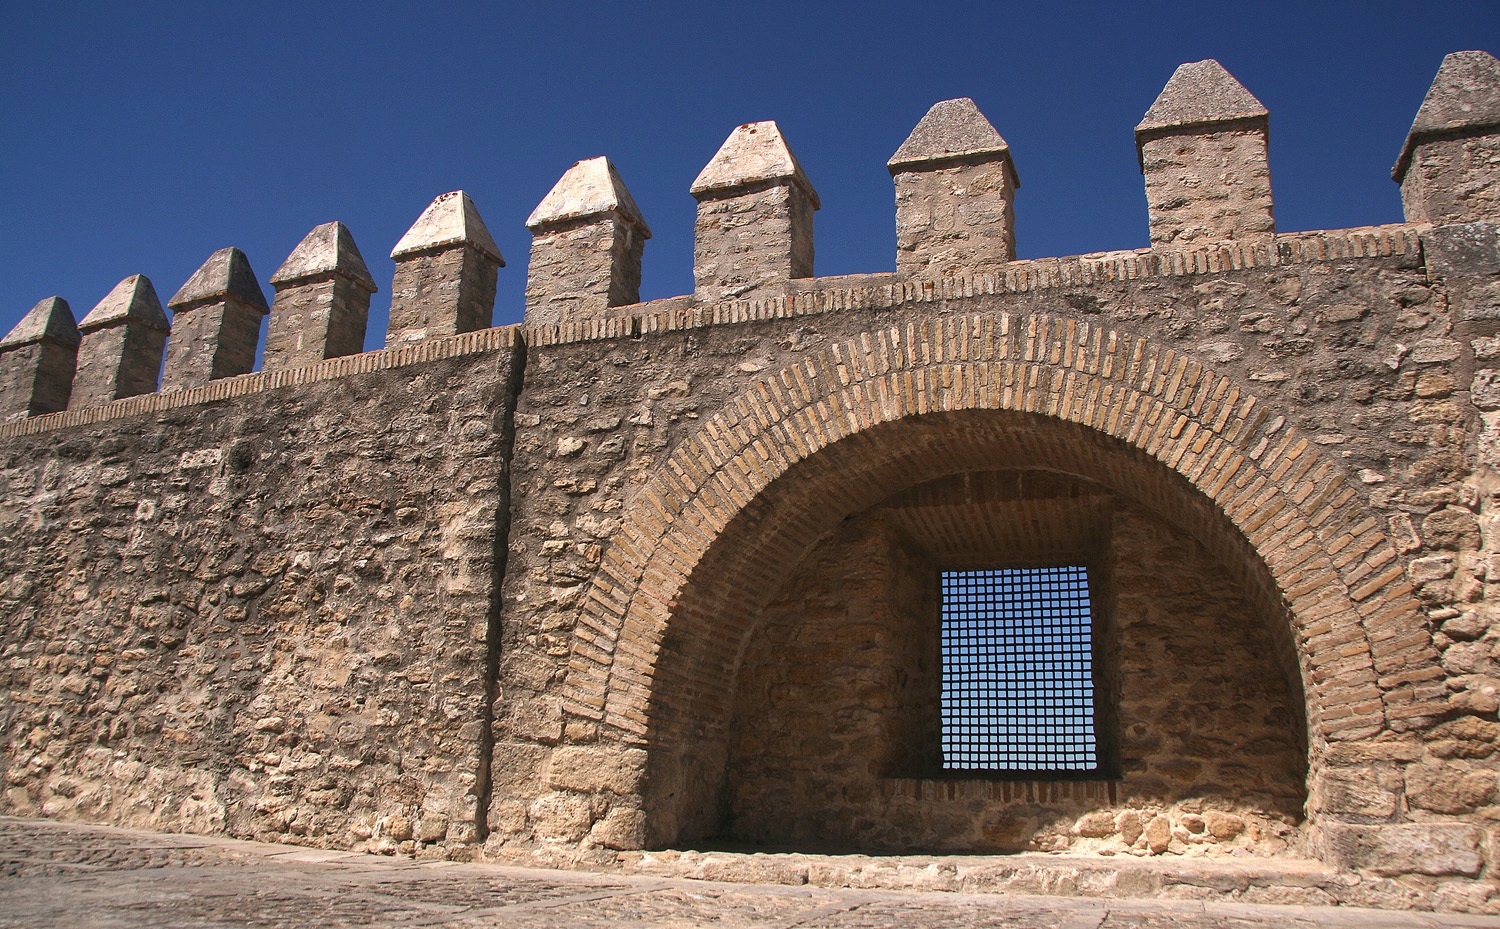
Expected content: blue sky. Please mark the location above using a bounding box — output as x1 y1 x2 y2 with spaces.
2 2 1495 351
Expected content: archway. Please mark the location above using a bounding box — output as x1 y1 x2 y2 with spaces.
563 314 1437 852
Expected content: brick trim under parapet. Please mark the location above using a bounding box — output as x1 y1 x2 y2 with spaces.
528 223 1424 346
0 325 523 438
0 224 1423 439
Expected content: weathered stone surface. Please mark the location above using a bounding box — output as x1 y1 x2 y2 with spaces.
1406 763 1498 814
890 98 1018 278
70 275 169 408
270 221 377 290
1423 223 1500 323
527 156 649 232
77 276 170 333
0 297 79 419
529 792 592 843
391 190 503 264
0 296 81 350
1324 823 1484 877
691 121 818 201
1423 506 1483 550
1136 60 1274 247
889 97 1013 170
544 745 647 795
168 246 268 311
388 192 503 344
587 806 646 850
19 817 1500 926
0 341 522 850
1396 51 1500 224
1318 768 1400 818
1144 815 1172 855
162 248 268 390
264 222 377 370
691 122 819 301
1137 60 1268 134
1427 717 1500 758
525 157 650 326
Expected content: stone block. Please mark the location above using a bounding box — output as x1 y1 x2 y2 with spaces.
1472 369 1500 409
1423 506 1482 550
587 805 645 849
1406 763 1498 814
545 745 647 795
1317 767 1399 818
487 741 550 796
528 791 593 843
1324 822 1483 877
1421 222 1500 323
1203 810 1245 840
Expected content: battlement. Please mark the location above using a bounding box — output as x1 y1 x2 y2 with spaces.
4 53 1496 425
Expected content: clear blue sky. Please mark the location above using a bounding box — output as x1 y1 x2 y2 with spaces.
2 2 1496 350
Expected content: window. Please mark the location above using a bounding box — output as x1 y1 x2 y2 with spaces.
939 566 1098 773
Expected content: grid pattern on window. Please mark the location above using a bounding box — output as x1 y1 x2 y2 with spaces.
940 566 1097 772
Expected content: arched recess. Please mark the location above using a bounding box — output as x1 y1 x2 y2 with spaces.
563 313 1441 848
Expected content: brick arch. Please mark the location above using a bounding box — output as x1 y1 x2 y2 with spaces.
564 314 1438 803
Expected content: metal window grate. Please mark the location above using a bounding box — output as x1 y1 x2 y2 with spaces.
940 566 1097 772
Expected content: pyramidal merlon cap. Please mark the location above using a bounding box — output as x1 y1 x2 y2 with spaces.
271 222 378 292
0 297 80 349
79 275 169 332
1136 59 1267 135
888 97 1016 182
690 121 820 207
526 156 651 236
391 190 504 265
1395 50 1500 180
168 247 269 311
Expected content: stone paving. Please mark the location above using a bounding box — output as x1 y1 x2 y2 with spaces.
1 818 1497 928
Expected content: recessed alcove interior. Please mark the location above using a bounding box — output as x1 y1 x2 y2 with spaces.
639 410 1310 855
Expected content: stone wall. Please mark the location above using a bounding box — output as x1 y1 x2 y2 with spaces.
0 334 522 852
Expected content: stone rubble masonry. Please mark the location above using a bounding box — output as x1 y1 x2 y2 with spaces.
691 121 820 301
889 97 1019 279
161 248 269 390
69 276 170 409
0 327 524 851
525 157 651 327
264 222 378 371
1135 60 1276 248
388 191 504 345
1396 50 1500 225
3 53 1500 916
0 297 79 421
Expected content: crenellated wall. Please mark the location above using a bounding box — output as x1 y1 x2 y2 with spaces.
3 51 1500 914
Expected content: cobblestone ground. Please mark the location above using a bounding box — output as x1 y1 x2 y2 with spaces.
1 818 1497 929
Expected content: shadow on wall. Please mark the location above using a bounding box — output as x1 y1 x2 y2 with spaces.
637 410 1311 856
